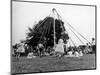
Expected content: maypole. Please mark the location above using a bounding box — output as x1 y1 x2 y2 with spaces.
52 8 56 49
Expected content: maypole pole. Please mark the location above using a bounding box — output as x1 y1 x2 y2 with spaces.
52 8 56 49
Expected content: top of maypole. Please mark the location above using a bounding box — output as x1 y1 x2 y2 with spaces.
52 8 56 49
52 8 56 11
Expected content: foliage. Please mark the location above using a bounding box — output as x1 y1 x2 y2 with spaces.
26 17 69 48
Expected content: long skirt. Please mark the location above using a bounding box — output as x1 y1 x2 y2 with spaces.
55 43 64 53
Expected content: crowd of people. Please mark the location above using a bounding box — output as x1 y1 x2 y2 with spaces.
12 38 95 58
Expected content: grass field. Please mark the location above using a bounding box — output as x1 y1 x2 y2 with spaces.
11 54 96 74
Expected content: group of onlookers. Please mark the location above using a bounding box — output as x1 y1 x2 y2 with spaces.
12 41 95 58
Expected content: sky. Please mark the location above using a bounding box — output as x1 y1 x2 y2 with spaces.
12 1 95 46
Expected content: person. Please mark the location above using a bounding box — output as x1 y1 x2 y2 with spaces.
37 43 44 57
27 52 36 59
46 46 51 54
27 52 33 59
84 43 89 54
74 50 80 57
16 43 25 57
55 38 65 58
79 50 83 56
67 50 73 56
79 47 83 56
55 38 64 53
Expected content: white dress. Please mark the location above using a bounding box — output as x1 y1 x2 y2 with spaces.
55 39 64 53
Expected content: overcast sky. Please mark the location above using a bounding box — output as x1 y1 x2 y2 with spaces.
12 1 95 46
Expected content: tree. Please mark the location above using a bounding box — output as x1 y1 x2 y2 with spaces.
26 16 69 49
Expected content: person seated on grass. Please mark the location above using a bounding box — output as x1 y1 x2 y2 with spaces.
84 43 92 54
27 52 33 58
68 50 73 56
73 48 83 57
79 50 83 56
49 47 55 56
67 47 74 55
74 50 80 57
45 46 54 56
46 46 51 54
64 51 74 57
27 52 36 59
64 47 83 57
84 47 89 54
77 47 83 56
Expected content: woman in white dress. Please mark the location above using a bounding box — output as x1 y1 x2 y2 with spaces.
55 38 64 53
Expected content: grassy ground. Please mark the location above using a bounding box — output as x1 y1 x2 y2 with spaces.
11 54 96 74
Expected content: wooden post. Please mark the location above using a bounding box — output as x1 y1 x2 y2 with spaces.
52 8 56 49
